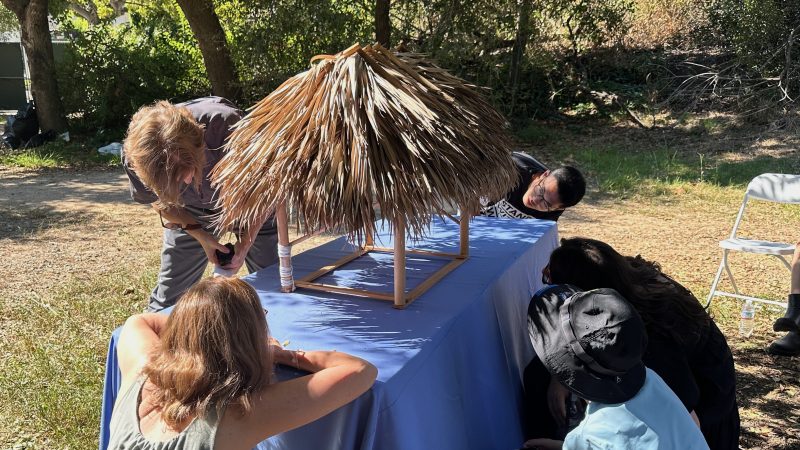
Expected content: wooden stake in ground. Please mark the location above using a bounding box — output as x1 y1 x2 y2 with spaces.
211 43 517 306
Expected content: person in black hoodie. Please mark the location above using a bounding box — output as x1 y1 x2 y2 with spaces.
478 152 585 221
524 237 739 450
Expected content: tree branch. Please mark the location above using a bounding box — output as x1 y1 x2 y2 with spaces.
67 1 99 25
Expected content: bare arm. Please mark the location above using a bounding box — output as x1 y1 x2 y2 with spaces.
116 313 169 389
154 204 229 265
224 214 270 272
227 348 378 447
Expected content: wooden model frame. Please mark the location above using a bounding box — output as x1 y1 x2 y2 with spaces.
276 204 470 309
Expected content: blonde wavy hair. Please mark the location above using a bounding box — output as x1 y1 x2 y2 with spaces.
123 101 206 208
142 277 272 427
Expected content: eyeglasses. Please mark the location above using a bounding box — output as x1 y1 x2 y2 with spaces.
159 212 181 230
533 178 555 212
159 212 202 231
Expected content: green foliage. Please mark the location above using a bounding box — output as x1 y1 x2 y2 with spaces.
0 138 120 168
706 0 797 66
544 0 634 57
218 0 374 103
389 0 638 118
55 5 208 130
0 5 18 36
39 0 793 127
41 0 681 128
392 0 524 107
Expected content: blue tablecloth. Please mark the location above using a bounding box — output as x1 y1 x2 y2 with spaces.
99 217 558 450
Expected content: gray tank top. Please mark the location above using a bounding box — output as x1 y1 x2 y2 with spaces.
107 377 223 450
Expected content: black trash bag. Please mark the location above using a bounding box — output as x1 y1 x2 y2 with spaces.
24 129 57 148
2 116 19 149
3 102 40 149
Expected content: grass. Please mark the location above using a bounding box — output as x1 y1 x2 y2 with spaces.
0 138 121 169
0 269 155 449
1 116 798 449
516 119 800 199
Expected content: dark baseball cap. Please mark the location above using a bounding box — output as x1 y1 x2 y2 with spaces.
527 285 648 404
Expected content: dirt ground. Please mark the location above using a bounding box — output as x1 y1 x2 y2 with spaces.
0 157 798 448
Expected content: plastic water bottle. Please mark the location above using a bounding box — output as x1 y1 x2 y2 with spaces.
739 300 755 337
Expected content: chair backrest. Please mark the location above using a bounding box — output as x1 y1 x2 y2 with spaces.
746 173 800 204
729 173 800 238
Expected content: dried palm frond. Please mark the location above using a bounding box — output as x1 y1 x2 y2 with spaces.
211 43 517 239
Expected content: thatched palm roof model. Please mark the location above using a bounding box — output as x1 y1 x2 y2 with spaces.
211 43 517 238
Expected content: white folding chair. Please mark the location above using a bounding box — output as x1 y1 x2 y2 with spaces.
705 173 800 309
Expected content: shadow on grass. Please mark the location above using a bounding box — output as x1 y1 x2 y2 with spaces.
0 205 95 240
714 156 800 186
0 165 133 240
519 144 798 205
733 346 800 450
515 116 800 203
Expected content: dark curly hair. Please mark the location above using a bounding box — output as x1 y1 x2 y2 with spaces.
548 237 710 347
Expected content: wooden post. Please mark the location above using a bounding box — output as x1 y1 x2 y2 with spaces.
365 223 374 249
459 207 470 259
393 219 406 308
276 202 295 292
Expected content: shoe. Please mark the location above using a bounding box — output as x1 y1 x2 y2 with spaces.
773 294 800 332
767 331 800 357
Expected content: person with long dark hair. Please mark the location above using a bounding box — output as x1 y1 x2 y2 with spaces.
524 237 739 450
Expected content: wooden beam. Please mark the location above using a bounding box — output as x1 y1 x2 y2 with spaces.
406 258 467 301
394 220 406 308
439 210 460 225
295 281 396 302
289 214 472 309
297 249 367 283
371 246 460 259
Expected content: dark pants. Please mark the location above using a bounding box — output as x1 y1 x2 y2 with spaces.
522 355 560 441
147 207 278 311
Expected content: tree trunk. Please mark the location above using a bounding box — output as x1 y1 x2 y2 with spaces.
509 0 533 115
2 0 68 132
375 0 391 47
175 0 241 102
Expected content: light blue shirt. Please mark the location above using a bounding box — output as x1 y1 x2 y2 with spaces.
564 368 710 450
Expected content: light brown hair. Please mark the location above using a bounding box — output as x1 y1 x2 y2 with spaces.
142 277 272 427
123 101 206 208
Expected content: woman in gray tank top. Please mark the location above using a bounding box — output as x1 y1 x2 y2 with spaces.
108 277 378 450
